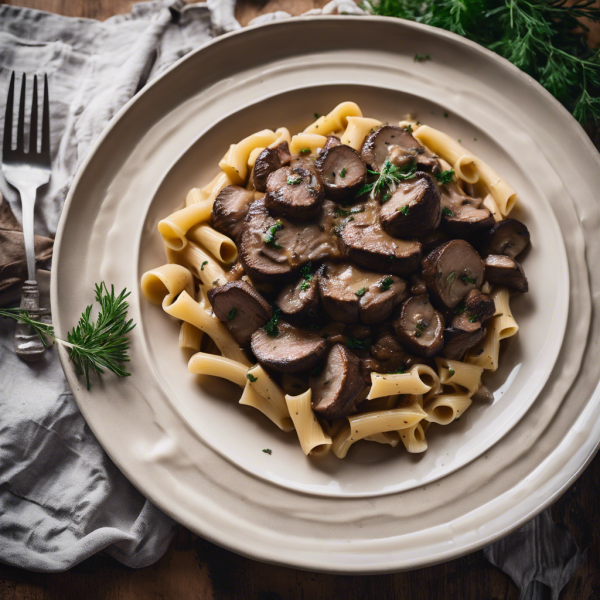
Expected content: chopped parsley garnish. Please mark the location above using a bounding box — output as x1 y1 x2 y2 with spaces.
457 139 462 143
287 175 302 185
469 314 481 323
397 205 410 216
227 308 237 321
455 301 467 314
443 111 449 118
347 337 371 350
300 263 313 281
448 368 456 377
300 147 311 155
437 169 455 185
446 272 456 284
265 309 281 337
313 112 320 119
387 368 407 374
415 320 426 332
442 207 454 217
415 332 421 338
300 281 311 291
262 448 272 455
388 255 396 261
380 276 394 291
414 53 431 62
404 124 413 133
340 167 347 179
381 193 391 203
461 275 477 285
264 221 284 249
246 373 258 382
355 287 367 297
201 260 208 271
358 157 417 201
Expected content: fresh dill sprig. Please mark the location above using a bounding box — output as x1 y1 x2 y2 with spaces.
358 158 418 200
363 0 600 125
0 282 135 390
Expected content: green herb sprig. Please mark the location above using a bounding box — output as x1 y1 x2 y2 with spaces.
265 309 281 337
358 158 418 201
0 283 135 390
364 0 600 125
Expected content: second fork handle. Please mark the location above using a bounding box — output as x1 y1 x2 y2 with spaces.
20 185 37 280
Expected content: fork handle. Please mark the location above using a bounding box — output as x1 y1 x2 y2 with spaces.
20 186 37 280
14 280 47 361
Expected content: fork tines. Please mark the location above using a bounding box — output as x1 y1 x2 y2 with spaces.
3 72 50 166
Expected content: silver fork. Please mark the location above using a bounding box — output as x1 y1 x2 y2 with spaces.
2 72 51 361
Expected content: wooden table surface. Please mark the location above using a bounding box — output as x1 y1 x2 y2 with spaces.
2 1 599 598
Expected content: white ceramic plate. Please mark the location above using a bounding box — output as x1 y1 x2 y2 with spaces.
52 17 600 572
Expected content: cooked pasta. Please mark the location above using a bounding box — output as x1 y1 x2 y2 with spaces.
285 390 332 455
142 100 530 461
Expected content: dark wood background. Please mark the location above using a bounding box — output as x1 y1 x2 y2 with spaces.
1 1 599 598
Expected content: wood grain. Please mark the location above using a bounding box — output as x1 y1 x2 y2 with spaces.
1 1 599 598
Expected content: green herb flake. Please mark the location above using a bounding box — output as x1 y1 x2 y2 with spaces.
287 175 302 185
443 111 449 118
264 220 284 249
361 157 418 202
397 205 410 216
448 368 456 377
389 255 396 261
387 368 407 375
227 308 237 321
442 207 454 217
457 139 462 143
455 301 467 314
437 169 455 185
415 332 421 338
314 112 320 119
355 287 367 297
340 167 347 179
469 313 482 323
265 309 281 337
300 147 312 155
380 276 394 291
262 448 272 455
300 281 311 291
414 53 432 62
381 193 391 203
446 272 456 284
201 260 208 271
415 320 426 332
347 337 371 350
461 275 477 285
404 124 413 133
246 373 258 382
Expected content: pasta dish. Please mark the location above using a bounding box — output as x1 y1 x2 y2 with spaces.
141 102 530 459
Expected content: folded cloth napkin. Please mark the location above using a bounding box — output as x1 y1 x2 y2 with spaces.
0 0 588 586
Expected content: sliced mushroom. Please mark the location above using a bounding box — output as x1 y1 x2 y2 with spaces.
484 255 529 292
211 185 256 241
410 272 427 296
464 288 495 323
442 313 486 360
418 230 451 256
340 200 422 276
265 165 324 220
379 172 441 238
393 295 445 358
479 218 531 258
310 343 365 420
238 198 341 284
318 262 406 324
251 321 327 373
315 145 367 200
322 135 342 151
439 183 494 237
275 269 320 322
252 141 292 193
208 281 273 346
371 332 420 373
422 239 485 308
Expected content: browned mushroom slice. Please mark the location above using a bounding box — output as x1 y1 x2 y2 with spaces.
393 295 445 358
265 165 324 220
208 281 273 346
252 141 292 192
275 268 320 322
318 262 406 324
484 255 529 292
212 185 256 241
340 200 422 276
439 183 494 237
479 219 531 258
422 239 485 308
371 332 420 373
239 198 341 284
310 343 365 420
315 145 367 200
322 135 342 151
442 313 486 360
251 321 327 374
379 172 441 238
463 288 495 323
361 125 423 171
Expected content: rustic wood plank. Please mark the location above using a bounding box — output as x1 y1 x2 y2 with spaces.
0 1 599 598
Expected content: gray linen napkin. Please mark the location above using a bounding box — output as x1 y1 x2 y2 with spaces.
0 0 589 586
